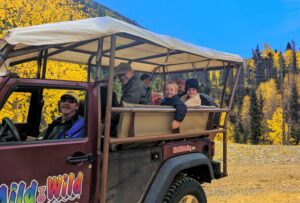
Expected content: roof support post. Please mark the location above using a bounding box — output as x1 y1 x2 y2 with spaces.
222 64 242 177
93 38 104 203
100 34 116 203
36 51 44 79
41 49 48 79
222 131 228 177
219 64 230 109
227 64 241 111
162 49 172 82
96 38 104 81
150 64 161 80
87 55 94 82
204 60 211 71
191 63 197 78
162 66 167 82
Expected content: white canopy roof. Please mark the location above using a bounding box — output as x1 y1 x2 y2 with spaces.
1 16 243 73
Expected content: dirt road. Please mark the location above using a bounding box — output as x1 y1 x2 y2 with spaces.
203 143 300 203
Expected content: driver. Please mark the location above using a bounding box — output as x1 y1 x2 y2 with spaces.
40 91 84 139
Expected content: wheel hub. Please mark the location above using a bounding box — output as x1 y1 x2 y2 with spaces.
179 194 199 203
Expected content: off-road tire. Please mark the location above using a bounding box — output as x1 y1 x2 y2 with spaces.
163 177 207 203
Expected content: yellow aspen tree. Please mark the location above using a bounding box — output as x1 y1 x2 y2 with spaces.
240 95 250 143
0 0 90 36
273 52 280 70
0 0 91 124
215 122 235 143
297 51 300 70
215 70 220 86
256 79 281 119
266 107 288 144
0 92 31 122
247 59 255 69
285 50 293 68
215 113 235 143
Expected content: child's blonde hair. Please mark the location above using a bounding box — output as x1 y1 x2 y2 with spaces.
165 81 179 92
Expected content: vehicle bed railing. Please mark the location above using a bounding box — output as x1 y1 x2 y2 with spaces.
109 106 227 144
111 106 230 113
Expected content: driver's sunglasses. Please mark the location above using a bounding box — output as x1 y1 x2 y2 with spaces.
60 96 76 104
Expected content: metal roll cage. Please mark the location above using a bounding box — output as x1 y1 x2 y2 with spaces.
0 33 242 203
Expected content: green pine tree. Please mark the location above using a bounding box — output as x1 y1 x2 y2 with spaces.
253 45 265 85
286 42 292 51
288 81 299 144
278 51 288 144
250 89 263 144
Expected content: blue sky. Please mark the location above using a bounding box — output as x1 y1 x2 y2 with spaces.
96 0 300 58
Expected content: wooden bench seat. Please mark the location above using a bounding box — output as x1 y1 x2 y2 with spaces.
117 103 212 138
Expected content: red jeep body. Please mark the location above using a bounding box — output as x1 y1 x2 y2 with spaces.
0 17 242 202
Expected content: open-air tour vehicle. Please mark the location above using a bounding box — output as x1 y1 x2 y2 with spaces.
0 17 243 203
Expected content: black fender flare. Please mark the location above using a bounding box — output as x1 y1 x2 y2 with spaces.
144 153 214 203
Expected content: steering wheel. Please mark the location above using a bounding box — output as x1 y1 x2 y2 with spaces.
0 117 21 142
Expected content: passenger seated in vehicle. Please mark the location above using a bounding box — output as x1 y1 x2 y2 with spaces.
39 91 84 139
115 63 152 105
176 79 186 97
180 79 201 107
161 81 187 130
140 73 152 104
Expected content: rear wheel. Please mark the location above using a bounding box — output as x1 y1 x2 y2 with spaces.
163 177 207 203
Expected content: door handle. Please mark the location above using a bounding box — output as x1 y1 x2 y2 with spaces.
66 153 95 164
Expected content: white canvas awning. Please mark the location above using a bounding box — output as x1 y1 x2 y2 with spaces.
1 16 243 73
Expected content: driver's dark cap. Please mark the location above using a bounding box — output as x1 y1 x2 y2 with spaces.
115 63 132 76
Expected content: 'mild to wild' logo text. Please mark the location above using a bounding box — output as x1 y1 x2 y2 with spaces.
0 172 83 203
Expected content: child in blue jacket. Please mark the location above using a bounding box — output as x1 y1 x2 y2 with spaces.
161 81 187 129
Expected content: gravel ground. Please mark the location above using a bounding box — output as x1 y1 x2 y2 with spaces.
203 142 300 203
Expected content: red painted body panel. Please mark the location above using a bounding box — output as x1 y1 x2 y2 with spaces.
0 78 99 202
162 139 211 161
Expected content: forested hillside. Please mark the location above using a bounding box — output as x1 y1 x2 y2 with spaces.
229 43 300 145
0 0 140 36
77 0 141 27
1 1 299 146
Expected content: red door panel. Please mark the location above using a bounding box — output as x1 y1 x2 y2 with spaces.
0 140 94 202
